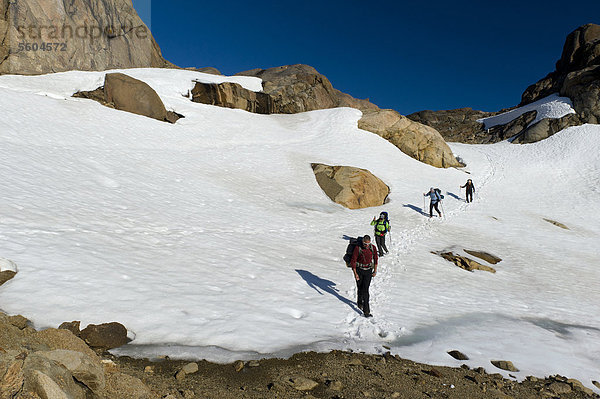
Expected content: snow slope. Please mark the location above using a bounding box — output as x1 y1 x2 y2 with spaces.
0 69 599 391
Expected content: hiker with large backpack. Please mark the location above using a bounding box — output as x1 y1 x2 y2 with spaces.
370 212 390 257
349 235 378 318
423 187 443 218
460 179 475 203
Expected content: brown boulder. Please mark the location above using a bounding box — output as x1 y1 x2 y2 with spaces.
311 163 389 210
358 109 462 168
0 0 172 75
435 251 496 273
491 360 519 372
80 322 129 351
0 270 16 286
463 250 502 265
191 81 273 114
104 73 168 122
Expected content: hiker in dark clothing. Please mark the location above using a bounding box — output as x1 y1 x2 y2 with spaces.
460 179 475 203
350 235 378 317
424 187 442 218
370 212 390 256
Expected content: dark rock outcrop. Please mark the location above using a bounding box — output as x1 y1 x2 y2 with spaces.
236 64 378 114
311 163 389 209
512 113 581 144
407 108 497 143
191 81 273 114
0 0 173 75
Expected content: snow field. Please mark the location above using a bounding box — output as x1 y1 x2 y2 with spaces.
0 69 599 392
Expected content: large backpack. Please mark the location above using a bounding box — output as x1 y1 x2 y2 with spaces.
343 236 363 267
434 188 445 200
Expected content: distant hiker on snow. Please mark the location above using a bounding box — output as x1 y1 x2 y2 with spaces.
424 187 443 218
350 235 378 318
460 179 475 203
370 212 390 257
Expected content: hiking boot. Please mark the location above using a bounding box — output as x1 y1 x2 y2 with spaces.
363 313 373 318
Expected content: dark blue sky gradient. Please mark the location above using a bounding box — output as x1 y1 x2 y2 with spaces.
134 0 600 114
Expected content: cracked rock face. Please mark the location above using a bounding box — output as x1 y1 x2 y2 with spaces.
0 0 170 75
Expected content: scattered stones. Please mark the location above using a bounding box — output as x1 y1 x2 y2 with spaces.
491 360 519 372
435 251 497 273
447 350 469 360
234 361 244 372
38 349 105 392
80 322 129 351
311 163 389 209
327 380 344 391
463 250 502 265
7 315 29 330
58 321 81 337
144 365 154 374
548 381 572 394
247 360 260 367
348 358 363 366
543 218 570 230
182 362 199 374
424 368 443 378
287 376 319 391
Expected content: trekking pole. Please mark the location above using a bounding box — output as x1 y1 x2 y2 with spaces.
423 196 427 216
440 200 445 218
389 231 393 246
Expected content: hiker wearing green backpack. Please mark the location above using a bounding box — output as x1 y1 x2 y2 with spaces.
370 212 390 257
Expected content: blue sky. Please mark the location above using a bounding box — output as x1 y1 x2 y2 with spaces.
133 0 600 115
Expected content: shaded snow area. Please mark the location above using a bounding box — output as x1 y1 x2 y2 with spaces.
478 94 576 129
0 70 599 392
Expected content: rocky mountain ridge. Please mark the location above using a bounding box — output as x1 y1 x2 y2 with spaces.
407 23 600 144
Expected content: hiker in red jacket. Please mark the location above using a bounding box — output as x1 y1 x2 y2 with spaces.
350 235 378 317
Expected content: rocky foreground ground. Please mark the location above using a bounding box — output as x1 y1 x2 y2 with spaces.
2 312 599 399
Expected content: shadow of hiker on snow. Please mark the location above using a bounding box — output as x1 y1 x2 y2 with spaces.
295 269 359 313
403 203 427 216
446 191 461 201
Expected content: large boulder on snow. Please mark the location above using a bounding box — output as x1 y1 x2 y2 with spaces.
358 109 462 168
191 81 273 114
104 73 168 122
0 0 172 75
311 163 389 209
